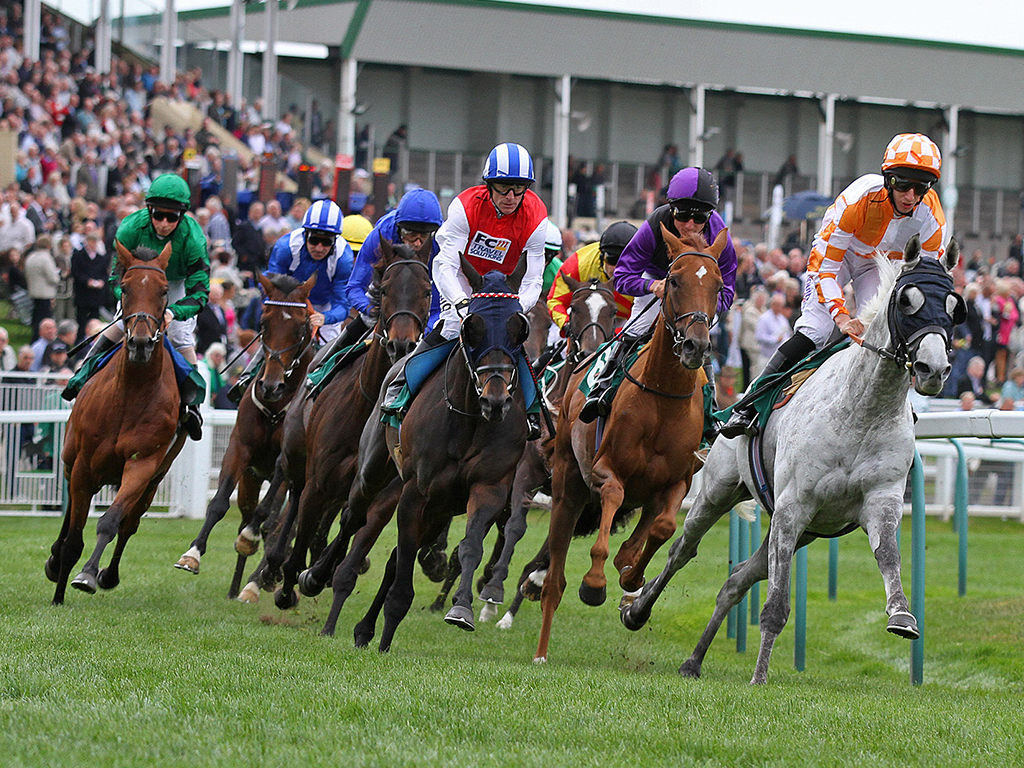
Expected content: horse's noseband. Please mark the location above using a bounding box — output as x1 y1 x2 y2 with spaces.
663 250 721 357
123 264 169 346
374 259 431 345
261 299 314 379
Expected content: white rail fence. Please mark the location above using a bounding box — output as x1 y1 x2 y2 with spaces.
2 380 1024 522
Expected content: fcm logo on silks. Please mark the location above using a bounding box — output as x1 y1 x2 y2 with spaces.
467 231 512 264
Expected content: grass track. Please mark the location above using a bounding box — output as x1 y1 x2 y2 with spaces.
2 512 1023 767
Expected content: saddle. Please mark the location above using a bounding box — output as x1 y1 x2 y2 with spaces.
62 338 206 405
304 337 372 400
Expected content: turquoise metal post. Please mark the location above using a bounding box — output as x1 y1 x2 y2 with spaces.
794 545 808 672
910 450 926 686
949 438 968 597
750 505 761 625
828 538 838 600
727 508 738 639
736 512 749 653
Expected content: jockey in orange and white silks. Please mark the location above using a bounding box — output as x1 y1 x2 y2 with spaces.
720 132 948 439
797 133 947 347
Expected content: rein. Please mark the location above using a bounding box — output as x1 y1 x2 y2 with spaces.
122 264 169 346
443 339 519 418
373 259 432 345
662 250 720 356
259 298 315 382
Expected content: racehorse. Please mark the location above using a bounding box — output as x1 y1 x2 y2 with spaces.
621 237 962 684
339 258 531 651
173 272 317 597
47 241 188 605
534 225 726 662
262 238 433 610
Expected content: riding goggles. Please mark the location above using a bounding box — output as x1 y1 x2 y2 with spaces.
670 206 711 225
305 232 335 248
149 207 183 223
490 182 530 197
398 226 438 242
887 175 934 197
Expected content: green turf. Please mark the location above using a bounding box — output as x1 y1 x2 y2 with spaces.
2 512 1022 767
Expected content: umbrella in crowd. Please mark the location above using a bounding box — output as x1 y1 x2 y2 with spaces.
783 190 833 220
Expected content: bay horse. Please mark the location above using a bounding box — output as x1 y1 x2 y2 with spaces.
534 225 726 662
344 259 531 651
47 241 188 605
621 237 962 684
173 272 317 597
261 238 433 610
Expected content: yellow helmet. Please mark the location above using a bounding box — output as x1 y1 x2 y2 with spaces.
342 214 374 252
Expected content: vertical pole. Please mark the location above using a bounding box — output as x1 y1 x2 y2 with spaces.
160 0 178 84
817 94 836 197
942 106 960 238
95 0 112 74
736 511 749 653
227 0 246 110
911 450 926 686
23 0 40 62
794 545 807 672
262 0 279 124
338 58 358 159
828 538 838 601
551 75 571 229
954 442 968 597
750 505 761 625
727 508 738 639
688 84 706 169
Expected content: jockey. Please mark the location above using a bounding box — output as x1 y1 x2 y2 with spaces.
546 220 635 332
265 198 354 343
720 132 947 438
66 172 210 440
227 199 354 402
580 167 737 422
338 188 445 351
341 213 374 255
380 142 549 438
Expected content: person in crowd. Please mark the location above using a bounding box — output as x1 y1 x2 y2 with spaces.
70 229 110 337
232 200 266 281
29 317 57 370
0 325 16 370
992 278 1018 385
754 291 793 368
195 280 228 355
999 366 1024 408
722 133 947 437
23 233 61 336
957 355 994 406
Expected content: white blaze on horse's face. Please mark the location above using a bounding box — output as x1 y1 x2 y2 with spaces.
584 292 604 325
696 265 708 281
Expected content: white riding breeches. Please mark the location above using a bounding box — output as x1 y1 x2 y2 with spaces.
794 256 883 347
113 279 196 350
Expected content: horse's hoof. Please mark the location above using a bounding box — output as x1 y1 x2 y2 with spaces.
578 581 606 607
618 585 643 612
274 587 299 610
234 530 259 557
70 571 97 594
297 568 325 597
358 557 371 576
173 554 200 574
886 611 920 640
44 556 59 583
353 624 374 648
620 602 648 632
257 567 281 591
97 568 119 590
533 655 547 664
236 582 260 604
418 549 446 582
496 612 514 630
678 659 702 678
478 602 500 623
444 604 476 631
478 584 504 605
429 596 446 613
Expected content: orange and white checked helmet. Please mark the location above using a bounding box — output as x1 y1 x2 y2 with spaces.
881 133 942 181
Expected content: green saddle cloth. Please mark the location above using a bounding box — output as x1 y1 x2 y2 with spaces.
62 339 206 406
578 339 645 399
304 338 372 399
713 339 851 429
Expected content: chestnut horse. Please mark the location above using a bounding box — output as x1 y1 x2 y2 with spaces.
47 241 188 605
173 272 317 597
260 239 433 610
534 226 726 662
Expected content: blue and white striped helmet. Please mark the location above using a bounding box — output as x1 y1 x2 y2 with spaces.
302 199 344 235
482 143 535 184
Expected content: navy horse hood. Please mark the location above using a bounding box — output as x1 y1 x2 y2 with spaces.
464 271 525 364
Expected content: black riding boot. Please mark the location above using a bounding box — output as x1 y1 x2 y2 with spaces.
179 375 204 441
380 329 445 415
227 348 263 404
719 333 814 438
83 333 118 366
579 335 635 423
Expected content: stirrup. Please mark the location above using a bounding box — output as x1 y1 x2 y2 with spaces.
526 413 542 441
182 405 203 441
718 406 756 439
227 376 249 404
579 391 610 424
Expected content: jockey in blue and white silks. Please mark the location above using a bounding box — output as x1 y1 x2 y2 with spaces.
265 199 354 343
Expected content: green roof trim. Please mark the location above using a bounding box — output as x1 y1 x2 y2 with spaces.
341 0 372 59
121 0 1024 59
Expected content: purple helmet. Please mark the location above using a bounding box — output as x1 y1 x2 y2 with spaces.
666 167 719 211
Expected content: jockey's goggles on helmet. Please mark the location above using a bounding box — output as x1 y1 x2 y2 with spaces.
490 181 530 197
886 174 934 197
398 225 437 242
149 207 182 223
670 205 711 225
305 231 334 248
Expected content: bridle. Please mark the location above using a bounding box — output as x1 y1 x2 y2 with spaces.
122 264 169 346
662 250 721 358
260 299 315 380
372 259 431 344
567 282 615 357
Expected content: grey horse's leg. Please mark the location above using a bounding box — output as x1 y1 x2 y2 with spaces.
864 494 919 639
750 516 802 685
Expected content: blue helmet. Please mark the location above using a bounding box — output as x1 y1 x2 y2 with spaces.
482 143 535 184
395 188 444 232
302 199 344 235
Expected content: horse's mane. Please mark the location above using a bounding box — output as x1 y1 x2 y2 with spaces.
265 273 303 295
131 246 161 262
672 230 710 258
856 253 900 329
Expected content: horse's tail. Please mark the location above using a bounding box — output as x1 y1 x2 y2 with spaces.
734 500 757 523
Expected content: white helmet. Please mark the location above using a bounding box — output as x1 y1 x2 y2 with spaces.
544 220 562 252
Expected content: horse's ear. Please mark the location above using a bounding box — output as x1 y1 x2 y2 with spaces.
156 241 172 271
459 253 484 293
709 228 729 259
903 234 922 269
507 253 528 293
379 237 394 264
660 222 682 256
415 236 432 263
941 237 959 274
257 272 274 296
562 273 582 293
114 239 134 272
299 271 317 298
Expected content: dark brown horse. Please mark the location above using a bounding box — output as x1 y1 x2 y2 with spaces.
46 241 188 605
260 239 433 610
534 226 726 662
173 272 317 597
